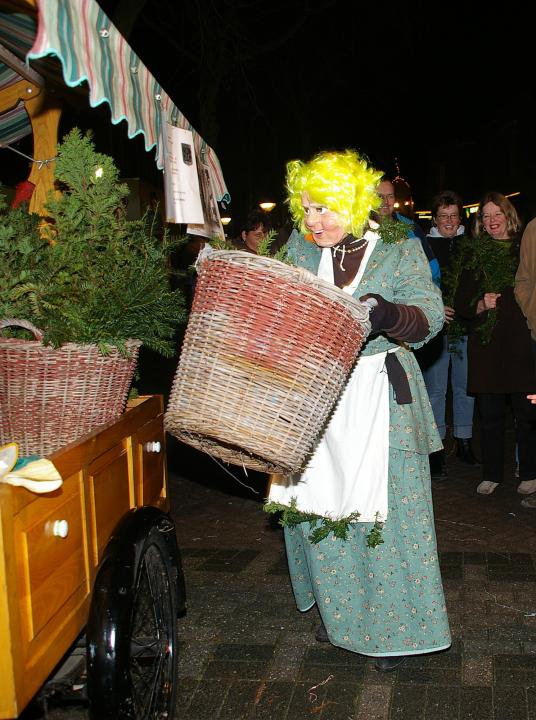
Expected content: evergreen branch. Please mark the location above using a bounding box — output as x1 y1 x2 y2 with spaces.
255 228 278 257
264 498 384 548
377 216 411 245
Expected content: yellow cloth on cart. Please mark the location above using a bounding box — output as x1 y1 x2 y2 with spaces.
0 442 63 494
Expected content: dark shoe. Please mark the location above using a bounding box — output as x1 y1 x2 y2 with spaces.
375 655 406 672
429 450 447 480
455 438 480 465
315 621 330 643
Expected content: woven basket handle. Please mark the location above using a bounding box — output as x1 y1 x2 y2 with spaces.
0 318 44 341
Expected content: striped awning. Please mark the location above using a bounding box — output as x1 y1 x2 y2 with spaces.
0 0 230 203
0 9 36 145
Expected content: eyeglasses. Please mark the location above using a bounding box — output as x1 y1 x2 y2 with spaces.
437 213 459 221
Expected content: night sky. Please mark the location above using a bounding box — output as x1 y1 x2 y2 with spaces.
40 2 536 227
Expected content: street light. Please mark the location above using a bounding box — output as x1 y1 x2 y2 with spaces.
259 201 276 212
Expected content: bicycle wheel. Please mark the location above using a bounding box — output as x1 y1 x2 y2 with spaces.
87 508 182 719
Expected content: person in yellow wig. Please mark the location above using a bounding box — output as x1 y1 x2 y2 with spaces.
267 149 451 672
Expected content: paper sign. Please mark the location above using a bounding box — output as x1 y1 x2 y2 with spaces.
162 124 204 224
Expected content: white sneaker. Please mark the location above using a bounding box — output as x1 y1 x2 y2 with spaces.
477 480 499 495
517 479 536 495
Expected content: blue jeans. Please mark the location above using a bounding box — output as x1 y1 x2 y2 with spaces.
422 334 475 440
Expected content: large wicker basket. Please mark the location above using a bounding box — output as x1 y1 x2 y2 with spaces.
165 250 371 473
0 319 141 456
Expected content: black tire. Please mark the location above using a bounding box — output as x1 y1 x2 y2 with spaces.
86 508 184 720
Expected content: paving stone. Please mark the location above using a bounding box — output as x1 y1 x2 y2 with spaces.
463 638 491 654
186 677 231 720
493 685 530 720
355 683 391 720
286 680 329 719
267 555 290 575
248 681 294 720
177 641 215 678
440 564 464 580
213 643 275 662
463 655 493 686
425 685 460 719
488 638 524 655
297 646 366 685
527 686 536 720
390 683 426 719
464 565 489 582
489 569 536 582
396 666 460 685
459 686 493 720
320 680 361 719
174 676 201 717
464 553 487 565
493 655 536 688
266 644 305 681
204 659 270 681
218 680 260 720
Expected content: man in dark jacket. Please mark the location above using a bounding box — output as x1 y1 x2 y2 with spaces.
377 177 440 287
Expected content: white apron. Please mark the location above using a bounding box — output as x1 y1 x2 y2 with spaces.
269 233 390 522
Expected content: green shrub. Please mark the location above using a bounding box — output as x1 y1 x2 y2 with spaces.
0 129 186 356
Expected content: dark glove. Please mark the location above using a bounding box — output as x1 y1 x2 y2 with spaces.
360 293 429 342
360 293 400 334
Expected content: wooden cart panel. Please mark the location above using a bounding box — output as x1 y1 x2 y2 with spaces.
0 395 168 719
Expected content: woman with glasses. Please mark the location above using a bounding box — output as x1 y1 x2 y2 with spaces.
417 191 478 480
454 192 536 498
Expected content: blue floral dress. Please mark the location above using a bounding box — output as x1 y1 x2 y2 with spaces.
280 231 451 657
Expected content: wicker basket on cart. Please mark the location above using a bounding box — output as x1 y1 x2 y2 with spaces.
165 250 371 473
0 319 141 456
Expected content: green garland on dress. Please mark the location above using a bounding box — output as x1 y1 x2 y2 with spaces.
457 232 517 344
264 498 385 548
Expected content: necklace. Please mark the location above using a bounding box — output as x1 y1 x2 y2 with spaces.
332 237 368 270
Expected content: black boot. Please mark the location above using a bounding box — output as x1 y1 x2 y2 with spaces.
429 450 447 480
455 438 480 465
375 655 406 672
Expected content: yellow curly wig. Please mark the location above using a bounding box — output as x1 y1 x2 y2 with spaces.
286 149 382 238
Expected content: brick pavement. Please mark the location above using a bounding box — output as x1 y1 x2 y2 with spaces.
20 432 536 719
167 434 536 720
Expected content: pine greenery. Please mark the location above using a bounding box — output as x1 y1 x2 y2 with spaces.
264 498 384 548
377 215 412 244
445 232 518 345
0 129 186 355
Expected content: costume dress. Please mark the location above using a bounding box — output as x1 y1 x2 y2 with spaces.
269 229 451 657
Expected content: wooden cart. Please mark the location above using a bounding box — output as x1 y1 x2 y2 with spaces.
0 394 185 719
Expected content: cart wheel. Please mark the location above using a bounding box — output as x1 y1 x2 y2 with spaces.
86 508 184 720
